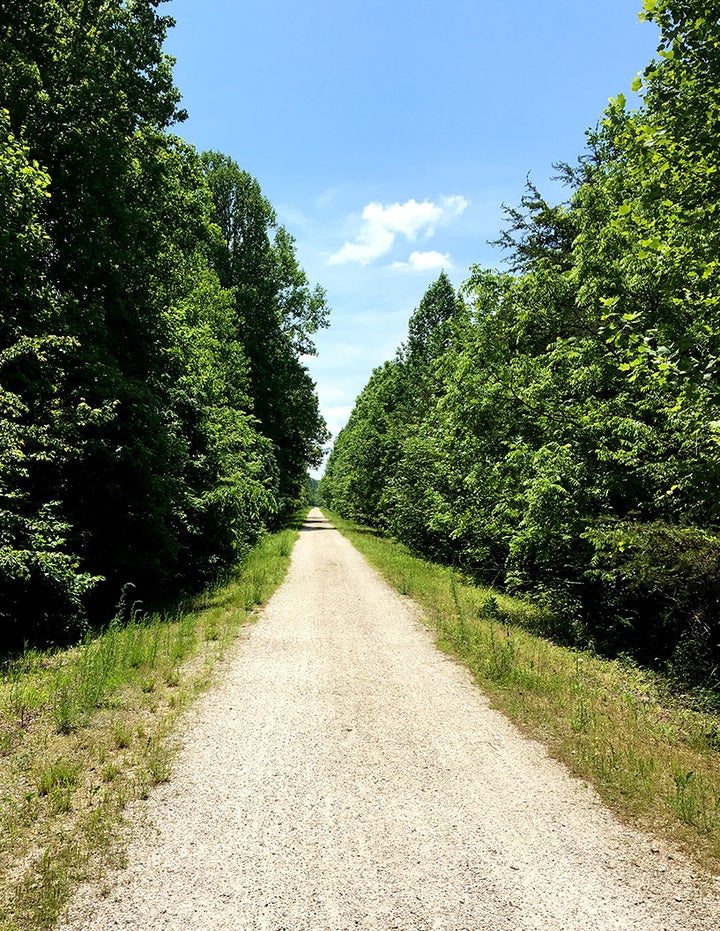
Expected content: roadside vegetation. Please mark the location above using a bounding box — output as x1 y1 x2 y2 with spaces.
0 524 298 931
326 510 720 874
1 3 328 654
319 2 720 695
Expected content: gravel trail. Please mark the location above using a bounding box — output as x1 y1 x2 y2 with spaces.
58 509 720 930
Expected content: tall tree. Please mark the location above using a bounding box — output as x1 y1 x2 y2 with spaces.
202 152 329 517
0 107 95 644
0 2 295 645
405 271 463 365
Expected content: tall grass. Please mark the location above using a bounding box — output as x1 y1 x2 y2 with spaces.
324 509 720 872
0 523 299 931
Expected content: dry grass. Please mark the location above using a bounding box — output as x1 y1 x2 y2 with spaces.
325 509 720 873
0 525 298 931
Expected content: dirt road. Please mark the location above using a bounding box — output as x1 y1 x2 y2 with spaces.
59 509 720 930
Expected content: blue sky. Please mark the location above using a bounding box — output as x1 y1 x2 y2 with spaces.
164 1 660 471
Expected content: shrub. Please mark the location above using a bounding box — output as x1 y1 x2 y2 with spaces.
583 521 720 687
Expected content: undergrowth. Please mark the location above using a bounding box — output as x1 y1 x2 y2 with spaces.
0 523 298 931
324 509 720 873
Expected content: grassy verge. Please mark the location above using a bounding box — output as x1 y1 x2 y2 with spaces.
0 524 299 931
323 509 720 873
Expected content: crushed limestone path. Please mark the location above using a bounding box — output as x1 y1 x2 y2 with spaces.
58 509 720 930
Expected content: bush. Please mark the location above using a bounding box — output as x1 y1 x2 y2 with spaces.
583 521 720 687
0 548 96 650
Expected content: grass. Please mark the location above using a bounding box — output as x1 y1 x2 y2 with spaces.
0 522 299 931
323 509 720 873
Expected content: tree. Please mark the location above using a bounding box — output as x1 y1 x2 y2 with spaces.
0 2 311 646
324 1 720 685
0 108 95 645
406 271 463 364
202 152 330 517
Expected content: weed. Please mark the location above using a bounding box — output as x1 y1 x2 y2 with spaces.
170 612 197 664
482 594 501 622
243 569 266 608
50 787 73 814
669 766 720 834
8 678 44 729
52 680 79 734
113 721 132 750
145 739 173 786
102 763 120 783
37 759 81 796
570 696 595 734
273 531 293 559
204 619 220 641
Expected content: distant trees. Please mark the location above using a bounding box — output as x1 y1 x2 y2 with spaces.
320 0 720 688
0 1 328 648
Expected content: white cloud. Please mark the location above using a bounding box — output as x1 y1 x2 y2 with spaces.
328 195 468 266
391 250 453 272
441 194 470 216
319 405 354 443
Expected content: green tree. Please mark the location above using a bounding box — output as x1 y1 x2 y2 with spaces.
327 2 720 685
406 271 463 364
202 152 330 517
0 109 96 645
0 2 299 645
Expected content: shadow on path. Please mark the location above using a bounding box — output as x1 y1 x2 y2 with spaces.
300 516 333 532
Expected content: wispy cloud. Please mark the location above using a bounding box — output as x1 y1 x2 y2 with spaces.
328 195 468 266
276 203 311 229
391 250 453 272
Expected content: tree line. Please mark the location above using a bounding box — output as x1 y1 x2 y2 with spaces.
0 1 328 649
320 0 720 690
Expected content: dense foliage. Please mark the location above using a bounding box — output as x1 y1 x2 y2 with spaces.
0 0 328 648
320 0 720 689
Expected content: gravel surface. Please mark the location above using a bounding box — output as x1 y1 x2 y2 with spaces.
58 509 720 930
